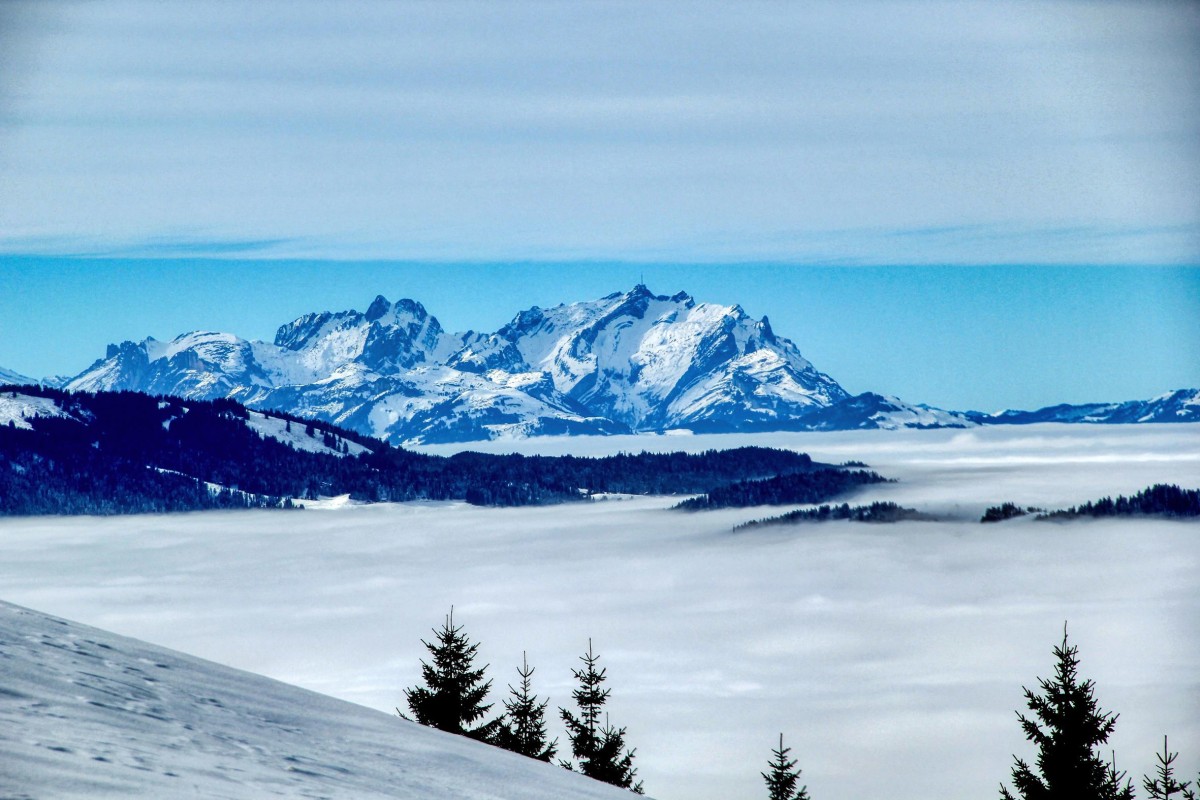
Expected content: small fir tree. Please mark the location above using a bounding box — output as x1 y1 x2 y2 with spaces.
1000 625 1134 800
1143 736 1193 800
560 640 643 793
403 608 500 742
763 733 810 800
494 652 558 762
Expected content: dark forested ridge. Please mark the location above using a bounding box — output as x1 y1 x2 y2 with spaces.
0 386 840 515
733 502 932 531
673 468 889 511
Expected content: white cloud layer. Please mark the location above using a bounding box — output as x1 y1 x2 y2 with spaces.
0 423 1197 799
0 1 1197 262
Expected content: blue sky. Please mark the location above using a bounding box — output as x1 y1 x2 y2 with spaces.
0 2 1197 409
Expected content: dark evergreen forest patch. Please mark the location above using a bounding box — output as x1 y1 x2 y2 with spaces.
672 468 888 511
733 501 932 531
981 503 1040 523
1036 484 1200 521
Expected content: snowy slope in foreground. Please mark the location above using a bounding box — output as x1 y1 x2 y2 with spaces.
0 600 635 800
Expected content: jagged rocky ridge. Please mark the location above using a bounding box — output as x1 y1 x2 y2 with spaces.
9 286 1197 444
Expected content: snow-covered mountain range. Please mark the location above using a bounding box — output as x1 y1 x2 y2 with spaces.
54 285 947 444
0 599 636 800
968 388 1200 425
4 286 1196 443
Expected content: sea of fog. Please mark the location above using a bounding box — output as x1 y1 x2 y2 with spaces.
1 423 1197 800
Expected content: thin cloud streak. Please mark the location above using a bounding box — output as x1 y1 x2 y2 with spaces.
4 223 1199 265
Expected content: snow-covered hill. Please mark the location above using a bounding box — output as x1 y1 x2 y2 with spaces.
0 599 638 800
0 390 73 430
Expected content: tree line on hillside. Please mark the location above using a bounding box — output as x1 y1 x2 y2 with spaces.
0 387 842 515
398 613 1198 799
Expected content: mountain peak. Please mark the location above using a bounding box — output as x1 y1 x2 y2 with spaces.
365 294 392 321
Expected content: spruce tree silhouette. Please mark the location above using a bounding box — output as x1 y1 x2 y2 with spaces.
1001 624 1134 800
762 733 810 800
559 639 643 793
494 652 558 761
1143 736 1193 800
402 607 500 743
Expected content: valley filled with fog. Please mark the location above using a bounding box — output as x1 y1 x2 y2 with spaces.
1 423 1197 800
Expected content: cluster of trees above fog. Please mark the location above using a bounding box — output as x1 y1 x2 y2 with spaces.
982 485 1200 523
733 501 930 531
0 387 853 515
672 468 888 510
728 487 1200 531
399 613 1197 799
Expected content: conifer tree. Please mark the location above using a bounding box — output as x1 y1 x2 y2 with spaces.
1143 736 1193 800
494 652 557 761
763 733 810 800
560 639 643 793
1000 626 1134 800
403 608 500 743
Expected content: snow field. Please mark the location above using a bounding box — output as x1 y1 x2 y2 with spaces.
0 423 1197 800
243 410 369 457
0 391 71 430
